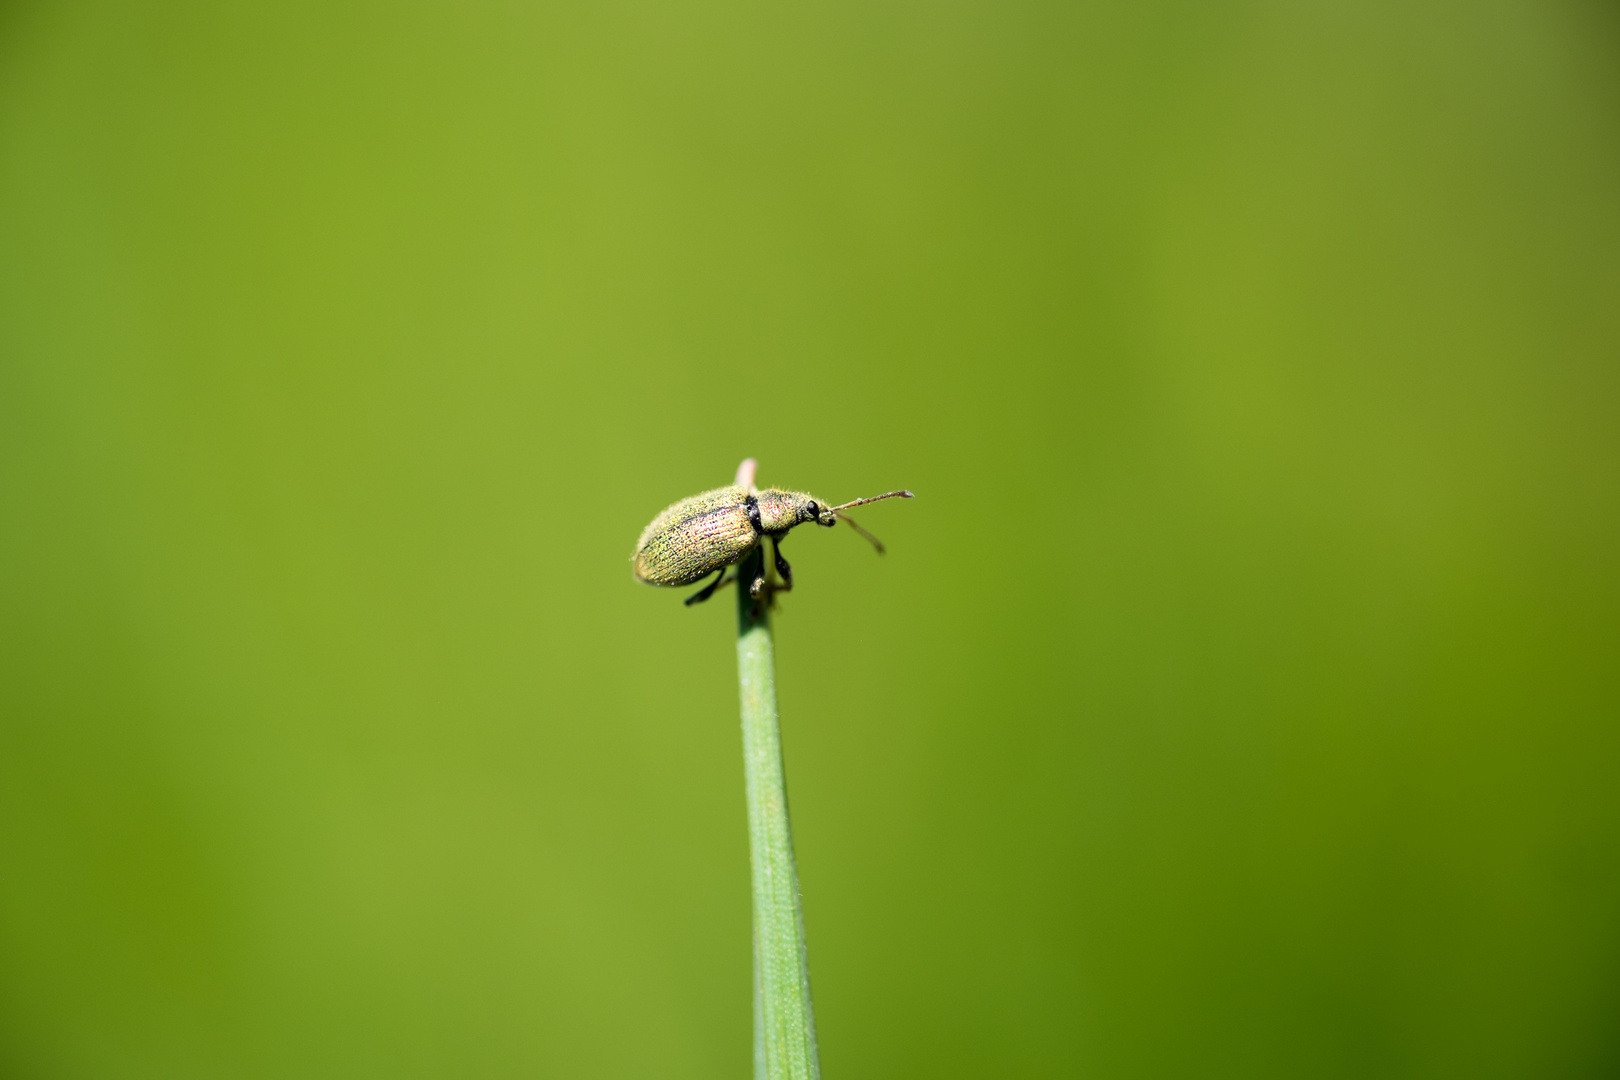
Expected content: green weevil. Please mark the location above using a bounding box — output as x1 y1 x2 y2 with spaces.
632 484 914 605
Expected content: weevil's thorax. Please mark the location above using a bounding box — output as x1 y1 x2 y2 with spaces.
754 489 829 533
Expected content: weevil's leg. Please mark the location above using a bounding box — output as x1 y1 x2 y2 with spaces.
771 536 793 591
684 568 733 606
733 548 767 616
747 549 769 598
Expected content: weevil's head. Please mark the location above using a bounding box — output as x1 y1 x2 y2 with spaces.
800 493 838 529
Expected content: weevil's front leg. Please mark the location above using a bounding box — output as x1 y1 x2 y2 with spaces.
771 536 793 591
684 567 734 606
747 545 770 598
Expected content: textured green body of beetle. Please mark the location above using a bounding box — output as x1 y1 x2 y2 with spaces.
632 485 826 586
633 482 913 605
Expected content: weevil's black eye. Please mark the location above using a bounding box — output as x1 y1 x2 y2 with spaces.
806 502 819 519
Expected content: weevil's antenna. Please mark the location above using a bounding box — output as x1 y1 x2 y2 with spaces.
838 513 887 555
829 490 914 511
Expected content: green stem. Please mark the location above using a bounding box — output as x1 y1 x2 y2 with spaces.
737 546 821 1080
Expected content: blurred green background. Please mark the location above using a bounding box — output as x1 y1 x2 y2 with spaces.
2 1 1617 1077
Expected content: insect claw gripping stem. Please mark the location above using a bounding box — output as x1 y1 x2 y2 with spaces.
745 543 788 612
772 537 793 591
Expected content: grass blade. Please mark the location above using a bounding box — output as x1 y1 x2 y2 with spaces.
736 543 821 1080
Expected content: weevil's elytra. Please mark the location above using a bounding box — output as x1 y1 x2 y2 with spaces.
632 483 913 606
